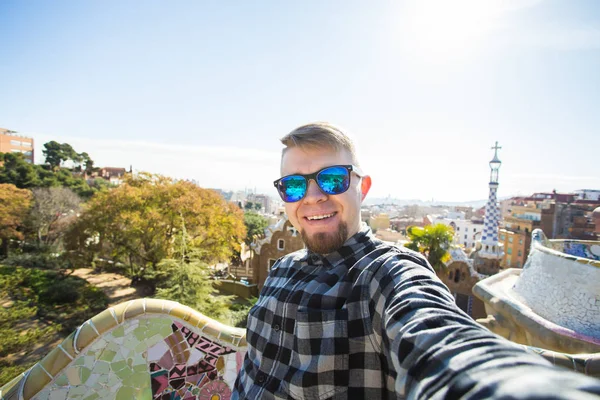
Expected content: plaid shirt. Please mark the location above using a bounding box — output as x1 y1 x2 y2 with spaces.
233 226 600 399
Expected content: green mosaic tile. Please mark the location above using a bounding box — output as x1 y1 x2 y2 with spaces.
99 348 117 362
134 363 148 372
116 385 135 400
139 385 152 399
83 393 100 400
55 373 69 387
69 385 88 397
80 366 91 383
129 372 149 388
49 388 69 400
107 371 120 387
115 364 134 380
89 338 108 352
134 340 147 353
95 360 110 374
107 341 121 352
112 326 125 338
112 359 127 372
133 326 147 341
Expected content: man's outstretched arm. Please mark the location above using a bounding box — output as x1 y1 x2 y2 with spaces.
368 252 600 399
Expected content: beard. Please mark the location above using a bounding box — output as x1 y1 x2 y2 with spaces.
300 221 349 255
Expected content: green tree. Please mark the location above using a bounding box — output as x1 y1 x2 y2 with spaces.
0 153 40 188
0 151 94 198
244 201 254 211
404 224 454 271
0 184 32 257
153 220 233 322
243 212 269 244
65 173 246 278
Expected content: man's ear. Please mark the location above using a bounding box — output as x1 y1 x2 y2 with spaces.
360 175 371 202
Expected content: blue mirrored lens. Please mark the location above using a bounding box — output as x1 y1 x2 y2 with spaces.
279 175 307 202
317 166 350 195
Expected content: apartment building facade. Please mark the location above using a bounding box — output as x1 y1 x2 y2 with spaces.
0 128 34 163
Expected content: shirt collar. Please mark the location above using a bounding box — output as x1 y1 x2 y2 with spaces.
302 223 377 268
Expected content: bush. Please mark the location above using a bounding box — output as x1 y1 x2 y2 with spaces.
3 252 64 270
38 280 81 304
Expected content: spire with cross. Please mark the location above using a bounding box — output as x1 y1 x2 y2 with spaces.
480 141 504 259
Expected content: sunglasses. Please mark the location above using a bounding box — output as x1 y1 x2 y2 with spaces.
273 165 363 203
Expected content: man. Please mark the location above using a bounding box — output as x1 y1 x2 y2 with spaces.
233 122 600 399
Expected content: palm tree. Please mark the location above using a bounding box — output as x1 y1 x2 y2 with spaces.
404 224 454 271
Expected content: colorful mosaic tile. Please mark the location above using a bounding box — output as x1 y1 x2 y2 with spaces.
22 311 246 400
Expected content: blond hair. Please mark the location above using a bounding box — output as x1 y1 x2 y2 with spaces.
280 122 359 165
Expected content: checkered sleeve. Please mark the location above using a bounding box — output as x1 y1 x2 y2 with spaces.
368 250 600 399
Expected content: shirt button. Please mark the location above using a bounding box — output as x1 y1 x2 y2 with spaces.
273 324 280 332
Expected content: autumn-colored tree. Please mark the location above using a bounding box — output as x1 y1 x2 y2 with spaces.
404 224 454 271
65 173 246 277
0 184 32 257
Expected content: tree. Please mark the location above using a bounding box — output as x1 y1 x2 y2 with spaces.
244 201 254 211
0 152 40 188
42 141 92 171
29 187 83 245
243 212 269 244
404 224 454 271
0 151 94 198
153 220 233 322
65 173 246 277
0 184 32 257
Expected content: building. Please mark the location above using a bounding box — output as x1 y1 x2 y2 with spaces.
250 217 304 289
435 216 484 250
575 189 600 202
499 202 541 268
0 128 34 163
246 193 273 214
369 213 390 231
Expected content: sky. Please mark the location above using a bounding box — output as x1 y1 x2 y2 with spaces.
1 0 599 202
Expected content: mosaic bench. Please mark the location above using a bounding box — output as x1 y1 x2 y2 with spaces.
0 299 247 400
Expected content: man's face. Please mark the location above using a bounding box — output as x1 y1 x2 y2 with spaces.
280 146 371 254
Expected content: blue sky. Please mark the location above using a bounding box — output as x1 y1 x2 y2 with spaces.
1 0 599 202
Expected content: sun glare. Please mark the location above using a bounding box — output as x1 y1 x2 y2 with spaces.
400 1 506 65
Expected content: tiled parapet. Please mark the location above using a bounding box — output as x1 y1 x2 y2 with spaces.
513 229 600 340
474 228 600 373
0 298 247 400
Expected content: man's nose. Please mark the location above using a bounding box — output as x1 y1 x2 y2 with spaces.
303 179 327 204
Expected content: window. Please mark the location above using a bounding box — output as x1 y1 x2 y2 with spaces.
464 234 467 239
268 259 277 269
11 149 21 153
518 250 522 257
508 237 513 243
500 234 505 240
10 140 21 146
277 239 285 251
506 259 511 266
464 242 467 247
473 228 476 232
519 239 523 245
507 248 512 255
457 227 460 231
22 142 32 147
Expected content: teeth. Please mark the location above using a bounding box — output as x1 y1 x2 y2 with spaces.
307 213 334 221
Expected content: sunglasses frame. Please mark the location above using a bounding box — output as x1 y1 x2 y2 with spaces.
273 164 363 203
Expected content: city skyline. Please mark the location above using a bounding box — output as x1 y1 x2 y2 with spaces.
2 1 599 201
